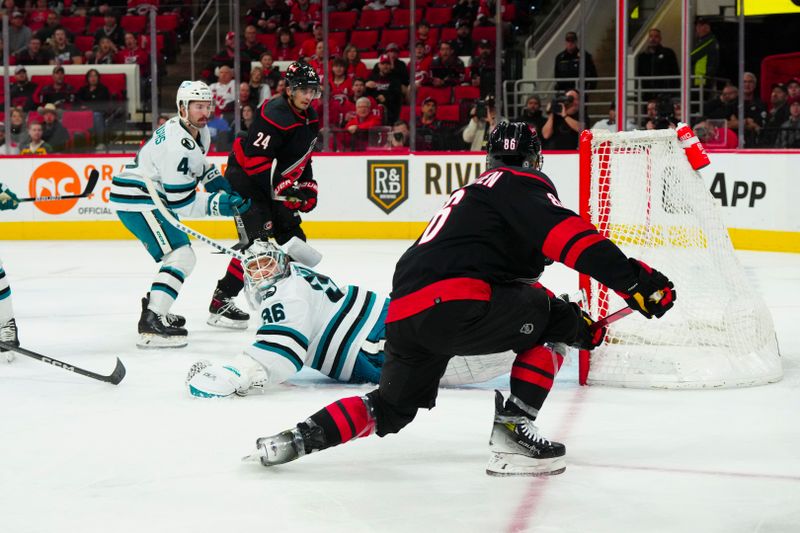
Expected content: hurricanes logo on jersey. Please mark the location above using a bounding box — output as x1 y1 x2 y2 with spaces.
367 160 408 214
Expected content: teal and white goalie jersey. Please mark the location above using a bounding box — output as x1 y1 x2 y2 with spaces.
245 263 388 384
110 117 219 217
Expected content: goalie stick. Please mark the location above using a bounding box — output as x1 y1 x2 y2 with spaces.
18 169 99 202
0 341 126 385
141 176 246 261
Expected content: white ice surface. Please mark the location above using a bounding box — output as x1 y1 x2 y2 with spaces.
1 240 798 533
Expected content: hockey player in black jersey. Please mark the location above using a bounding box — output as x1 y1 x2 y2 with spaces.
245 122 676 476
207 61 321 329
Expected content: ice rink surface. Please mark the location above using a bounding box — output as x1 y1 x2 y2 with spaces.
1 239 798 533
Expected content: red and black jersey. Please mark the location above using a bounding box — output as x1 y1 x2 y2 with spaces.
391 165 638 300
229 95 320 193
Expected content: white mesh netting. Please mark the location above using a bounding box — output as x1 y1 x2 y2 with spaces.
582 129 781 388
441 352 516 386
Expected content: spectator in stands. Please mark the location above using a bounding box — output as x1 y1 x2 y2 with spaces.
36 65 75 108
635 28 679 102
259 52 283 92
777 97 800 148
27 0 51 32
787 78 800 101
691 17 719 97
591 102 635 133
341 77 373 123
273 78 287 99
554 31 597 92
94 11 124 47
10 67 38 111
345 97 382 133
290 0 320 32
452 19 475 58
9 11 32 55
416 21 434 56
387 120 410 149
20 122 53 155
205 31 252 82
243 25 267 62
703 83 738 122
210 65 237 121
542 88 582 149
299 22 323 59
470 39 495 98
88 36 118 64
413 41 433 88
38 103 69 152
417 97 447 150
462 95 499 151
248 66 272 107
238 82 256 110
343 45 370 80
75 68 112 148
15 37 51 65
49 28 84 64
329 58 353 98
640 98 658 129
426 41 466 87
247 0 290 33
762 83 790 147
367 54 402 124
36 11 70 44
0 122 20 155
452 0 480 25
740 71 767 147
239 103 256 133
514 95 545 135
273 27 297 61
381 43 409 91
365 0 399 9
115 32 149 78
307 40 327 77
8 108 27 147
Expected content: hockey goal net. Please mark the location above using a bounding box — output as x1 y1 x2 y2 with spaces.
578 129 781 388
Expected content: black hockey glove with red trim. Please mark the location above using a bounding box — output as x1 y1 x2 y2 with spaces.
616 258 676 319
569 303 606 351
297 179 318 213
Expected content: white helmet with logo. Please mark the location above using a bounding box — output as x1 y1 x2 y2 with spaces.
176 80 213 127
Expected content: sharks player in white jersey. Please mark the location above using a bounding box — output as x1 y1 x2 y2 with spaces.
0 182 21 362
186 240 517 398
111 81 251 349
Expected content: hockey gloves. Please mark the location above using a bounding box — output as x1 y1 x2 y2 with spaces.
569 303 606 351
0 184 19 211
201 164 232 194
208 192 252 217
274 178 318 212
617 258 676 319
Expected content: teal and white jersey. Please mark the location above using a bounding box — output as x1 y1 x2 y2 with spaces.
245 263 388 384
110 117 216 217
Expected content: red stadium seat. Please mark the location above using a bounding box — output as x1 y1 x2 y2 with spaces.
294 31 312 45
60 16 86 35
102 74 127 99
75 35 95 53
360 50 379 59
329 31 348 52
424 7 452 26
399 0 430 7
379 29 409 50
431 0 458 5
390 9 423 27
61 110 94 147
502 3 516 22
155 14 179 32
88 16 106 34
121 15 146 34
417 85 452 105
357 9 391 29
329 11 358 30
350 30 379 51
399 105 410 122
65 75 85 88
454 85 480 101
437 104 459 122
472 26 497 43
440 27 457 43
139 34 165 54
256 33 277 51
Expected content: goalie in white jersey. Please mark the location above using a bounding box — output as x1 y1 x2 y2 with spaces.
111 81 251 349
186 240 517 398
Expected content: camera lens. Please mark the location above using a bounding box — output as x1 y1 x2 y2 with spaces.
393 132 404 141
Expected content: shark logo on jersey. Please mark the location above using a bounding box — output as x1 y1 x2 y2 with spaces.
181 138 196 150
367 160 408 214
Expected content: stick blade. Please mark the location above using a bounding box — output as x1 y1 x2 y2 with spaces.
84 169 100 196
106 358 126 385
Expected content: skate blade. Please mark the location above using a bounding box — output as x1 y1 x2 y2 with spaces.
137 334 188 349
206 314 249 330
485 453 567 477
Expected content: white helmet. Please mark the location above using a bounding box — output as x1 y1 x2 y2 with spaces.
176 80 213 127
243 240 291 308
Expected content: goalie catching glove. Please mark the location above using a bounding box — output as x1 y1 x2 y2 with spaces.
617 258 676 319
274 178 318 212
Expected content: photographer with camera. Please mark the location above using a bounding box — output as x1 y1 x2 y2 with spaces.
542 89 582 149
462 95 501 151
386 120 410 150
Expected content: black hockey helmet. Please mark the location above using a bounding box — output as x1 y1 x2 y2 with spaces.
284 61 321 99
486 121 542 171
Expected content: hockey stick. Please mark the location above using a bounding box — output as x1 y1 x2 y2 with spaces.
141 177 246 261
590 307 632 333
18 169 100 202
230 206 249 251
0 341 126 385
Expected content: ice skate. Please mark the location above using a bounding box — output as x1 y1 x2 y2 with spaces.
142 293 185 327
207 288 249 329
137 307 188 349
243 419 328 467
486 390 566 476
0 318 19 362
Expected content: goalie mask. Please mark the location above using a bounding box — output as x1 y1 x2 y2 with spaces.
243 240 291 307
486 121 543 171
